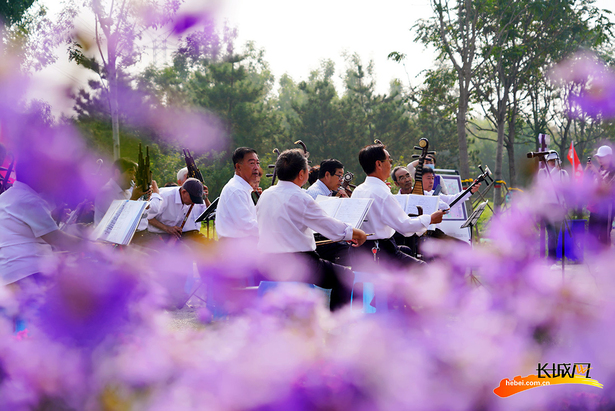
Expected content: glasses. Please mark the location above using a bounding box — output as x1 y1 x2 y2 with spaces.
398 174 411 182
334 173 344 180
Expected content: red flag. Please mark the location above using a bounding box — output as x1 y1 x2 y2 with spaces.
567 141 583 179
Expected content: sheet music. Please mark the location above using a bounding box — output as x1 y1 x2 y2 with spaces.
92 200 147 245
315 196 373 229
315 195 341 217
404 194 439 215
394 195 406 211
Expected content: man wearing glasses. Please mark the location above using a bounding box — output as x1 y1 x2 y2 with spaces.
306 159 348 198
391 166 413 195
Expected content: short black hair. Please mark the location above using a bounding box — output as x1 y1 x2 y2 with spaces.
318 159 344 179
308 165 320 185
391 166 407 182
276 149 308 181
422 166 435 176
358 144 387 175
232 147 258 166
113 158 137 174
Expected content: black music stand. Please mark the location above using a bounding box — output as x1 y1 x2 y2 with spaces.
196 197 219 239
461 201 488 245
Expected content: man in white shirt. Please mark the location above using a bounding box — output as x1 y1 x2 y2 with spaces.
215 147 260 240
306 159 348 199
147 178 204 242
172 167 210 244
0 178 81 287
257 149 367 310
351 144 444 267
391 166 413 195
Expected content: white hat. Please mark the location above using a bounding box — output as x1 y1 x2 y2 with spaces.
595 145 613 157
546 151 559 161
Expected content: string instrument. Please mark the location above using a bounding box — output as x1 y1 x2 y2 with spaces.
168 204 194 245
339 171 356 197
410 138 434 195
448 166 493 209
136 143 152 194
294 140 310 161
266 148 281 186
183 148 204 183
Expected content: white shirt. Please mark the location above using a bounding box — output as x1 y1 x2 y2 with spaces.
182 202 207 232
306 179 332 199
352 176 431 239
215 174 258 239
94 178 161 231
256 180 353 253
148 187 192 233
0 182 59 285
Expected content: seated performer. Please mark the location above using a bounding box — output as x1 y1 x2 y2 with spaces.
351 144 444 267
169 167 210 244
407 153 448 194
147 178 204 242
0 167 81 287
215 147 260 240
391 166 413 195
256 149 367 310
306 159 348 199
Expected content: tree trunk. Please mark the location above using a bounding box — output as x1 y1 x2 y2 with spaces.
457 74 471 180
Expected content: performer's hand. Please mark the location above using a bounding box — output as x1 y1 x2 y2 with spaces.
350 228 367 247
203 184 209 198
165 225 182 239
430 210 445 225
151 180 159 194
470 181 481 194
336 189 349 198
131 185 150 200
257 187 263 195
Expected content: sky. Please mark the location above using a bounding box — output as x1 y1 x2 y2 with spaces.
31 0 615 117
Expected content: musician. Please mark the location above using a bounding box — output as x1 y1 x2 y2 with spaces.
146 178 204 241
170 167 210 244
177 167 211 207
215 147 260 240
0 174 81 287
306 159 348 199
94 158 151 225
586 145 615 246
391 166 413 195
351 144 444 267
256 149 367 310
308 165 320 186
537 151 569 260
407 153 448 194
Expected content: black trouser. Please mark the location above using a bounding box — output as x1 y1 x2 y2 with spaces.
352 237 424 269
266 251 354 311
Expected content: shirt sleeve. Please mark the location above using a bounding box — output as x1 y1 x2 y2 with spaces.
13 199 58 238
143 193 163 218
381 195 430 237
300 195 353 241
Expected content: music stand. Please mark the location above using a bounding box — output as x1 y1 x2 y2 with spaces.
196 197 219 238
461 201 488 245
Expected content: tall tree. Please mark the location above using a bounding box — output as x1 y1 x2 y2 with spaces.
67 0 181 160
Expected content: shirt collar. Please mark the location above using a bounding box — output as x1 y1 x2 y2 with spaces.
315 179 330 193
233 173 255 192
365 176 388 188
277 180 302 191
174 187 183 204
